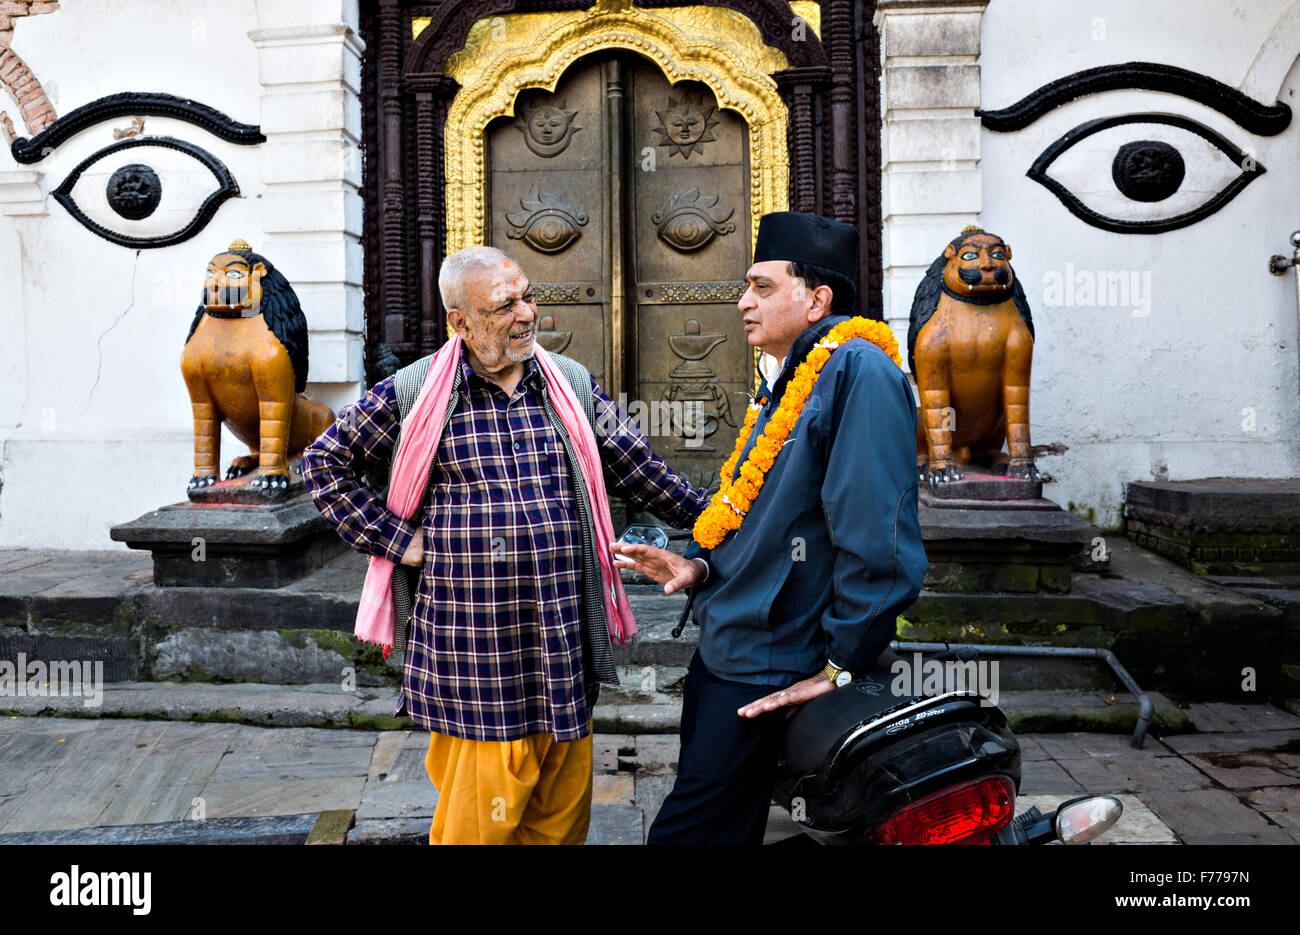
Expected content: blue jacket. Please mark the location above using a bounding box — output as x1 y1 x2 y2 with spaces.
685 314 928 687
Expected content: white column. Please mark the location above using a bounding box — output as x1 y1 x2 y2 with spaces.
874 0 988 356
249 0 366 409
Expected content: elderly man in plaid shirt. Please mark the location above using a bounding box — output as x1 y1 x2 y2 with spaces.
302 246 709 844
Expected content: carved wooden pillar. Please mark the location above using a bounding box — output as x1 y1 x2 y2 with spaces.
856 0 884 315
414 90 436 354
377 0 408 350
410 75 459 354
775 66 830 214
826 0 857 224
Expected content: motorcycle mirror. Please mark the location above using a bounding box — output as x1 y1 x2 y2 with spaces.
1054 795 1123 845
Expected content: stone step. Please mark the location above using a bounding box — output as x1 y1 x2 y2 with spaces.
0 679 1194 736
0 541 1289 698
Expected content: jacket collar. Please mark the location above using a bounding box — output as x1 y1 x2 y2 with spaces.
757 313 851 405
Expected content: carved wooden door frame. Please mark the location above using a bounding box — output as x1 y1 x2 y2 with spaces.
359 0 882 384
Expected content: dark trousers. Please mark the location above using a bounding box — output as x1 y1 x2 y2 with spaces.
647 651 788 845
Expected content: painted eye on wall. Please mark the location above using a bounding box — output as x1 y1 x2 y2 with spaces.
52 137 239 248
8 92 265 250
1026 113 1264 235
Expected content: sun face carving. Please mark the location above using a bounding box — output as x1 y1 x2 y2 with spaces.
652 92 720 159
652 188 735 252
514 96 582 158
505 189 589 254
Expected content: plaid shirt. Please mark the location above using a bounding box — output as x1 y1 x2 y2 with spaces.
302 351 707 742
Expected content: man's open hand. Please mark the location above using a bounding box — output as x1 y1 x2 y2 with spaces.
738 673 834 718
608 542 706 596
399 528 425 567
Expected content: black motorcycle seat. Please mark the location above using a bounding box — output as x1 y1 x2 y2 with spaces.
781 647 981 776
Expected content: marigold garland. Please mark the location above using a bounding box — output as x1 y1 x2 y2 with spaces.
691 317 903 549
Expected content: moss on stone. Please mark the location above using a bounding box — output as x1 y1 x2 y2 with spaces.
344 711 412 731
276 628 389 673
306 809 355 845
1007 701 1193 735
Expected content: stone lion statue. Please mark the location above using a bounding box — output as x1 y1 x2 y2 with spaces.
907 226 1039 490
180 239 334 497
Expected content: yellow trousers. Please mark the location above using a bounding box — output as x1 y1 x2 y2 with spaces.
423 727 593 845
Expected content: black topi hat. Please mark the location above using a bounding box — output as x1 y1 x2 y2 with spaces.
753 211 858 311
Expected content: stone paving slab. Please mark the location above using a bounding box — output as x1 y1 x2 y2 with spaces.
209 746 374 783
1 680 1217 741
0 814 317 846
354 780 435 821
1019 759 1084 794
198 776 368 819
634 773 676 841
1183 751 1300 789
1179 829 1299 845
1160 728 1300 755
593 773 635 806
383 744 430 782
368 731 409 780
151 721 242 756
1015 735 1052 761
2 711 1298 844
1056 754 1214 794
1184 702 1300 733
593 702 683 734
348 816 429 845
593 733 633 773
586 804 642 845
230 724 377 752
1245 786 1300 828
0 682 403 728
1140 788 1275 839
622 734 679 775
95 752 224 826
1031 731 1176 759
999 690 1193 735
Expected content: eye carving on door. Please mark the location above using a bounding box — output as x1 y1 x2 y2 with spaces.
514 95 582 158
652 92 720 159
653 188 736 252
505 189 589 254
485 56 755 491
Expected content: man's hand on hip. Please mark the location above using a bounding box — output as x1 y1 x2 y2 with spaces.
738 673 834 718
399 528 425 567
608 542 706 595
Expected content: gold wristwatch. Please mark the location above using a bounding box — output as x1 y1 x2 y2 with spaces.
822 661 853 688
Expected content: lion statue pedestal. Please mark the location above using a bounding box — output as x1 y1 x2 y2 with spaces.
906 226 1103 594
110 239 346 588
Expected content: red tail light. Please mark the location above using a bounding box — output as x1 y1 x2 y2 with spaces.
869 775 1016 845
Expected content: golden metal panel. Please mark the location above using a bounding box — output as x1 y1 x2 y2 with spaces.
442 1 790 257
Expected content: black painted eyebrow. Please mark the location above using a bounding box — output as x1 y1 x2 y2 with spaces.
979 61 1292 136
10 91 265 164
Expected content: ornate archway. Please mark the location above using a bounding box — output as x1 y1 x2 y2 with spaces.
359 0 882 381
441 2 791 253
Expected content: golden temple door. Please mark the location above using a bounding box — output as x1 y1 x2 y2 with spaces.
485 52 752 491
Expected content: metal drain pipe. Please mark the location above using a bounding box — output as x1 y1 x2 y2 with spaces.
890 640 1154 749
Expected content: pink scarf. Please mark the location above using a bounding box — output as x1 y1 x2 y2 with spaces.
355 335 636 655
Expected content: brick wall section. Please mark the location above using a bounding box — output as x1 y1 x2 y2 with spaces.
0 0 60 143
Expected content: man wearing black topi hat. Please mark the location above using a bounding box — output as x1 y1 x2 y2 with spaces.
612 211 928 845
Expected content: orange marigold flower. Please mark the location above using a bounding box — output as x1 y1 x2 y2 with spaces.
692 317 904 550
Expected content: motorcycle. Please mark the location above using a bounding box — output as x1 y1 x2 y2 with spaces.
771 647 1123 845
